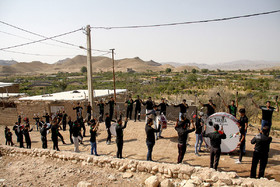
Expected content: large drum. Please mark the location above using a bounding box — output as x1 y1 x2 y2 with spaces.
110 123 118 136
205 112 239 153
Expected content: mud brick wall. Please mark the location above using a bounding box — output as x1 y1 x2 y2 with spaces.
0 84 19 93
0 108 18 126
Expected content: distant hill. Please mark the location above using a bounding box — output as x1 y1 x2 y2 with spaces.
0 60 18 66
0 55 197 75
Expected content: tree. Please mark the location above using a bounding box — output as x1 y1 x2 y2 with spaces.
183 69 188 74
165 68 172 73
81 66 87 73
201 69 209 73
191 69 197 74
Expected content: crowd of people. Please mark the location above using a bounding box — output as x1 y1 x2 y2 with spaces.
3 94 279 179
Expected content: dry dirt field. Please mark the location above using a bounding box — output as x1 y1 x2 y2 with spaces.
1 120 280 186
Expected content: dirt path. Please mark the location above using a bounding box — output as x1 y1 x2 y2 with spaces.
1 120 280 181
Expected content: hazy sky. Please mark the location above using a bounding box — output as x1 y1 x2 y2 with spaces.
0 0 280 64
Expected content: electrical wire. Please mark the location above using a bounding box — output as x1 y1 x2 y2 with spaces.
90 10 280 29
0 28 83 50
1 49 75 57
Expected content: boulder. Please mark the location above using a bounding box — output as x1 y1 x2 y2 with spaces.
123 173 133 179
160 179 172 187
145 176 159 187
77 181 92 187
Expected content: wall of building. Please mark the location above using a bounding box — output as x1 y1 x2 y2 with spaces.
0 84 19 93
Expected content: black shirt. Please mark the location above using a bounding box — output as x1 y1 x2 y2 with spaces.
203 104 216 116
43 115 50 123
87 105 92 113
68 120 73 131
259 106 275 122
73 106 83 116
134 99 142 109
239 115 248 133
51 125 59 139
105 116 111 129
175 124 195 145
251 133 272 153
195 118 203 134
62 114 68 122
98 103 105 112
174 103 188 113
33 117 40 123
145 124 161 144
116 121 127 140
143 100 154 110
203 131 226 149
125 99 134 109
107 100 115 110
90 128 97 142
72 123 80 137
157 103 169 113
40 125 51 137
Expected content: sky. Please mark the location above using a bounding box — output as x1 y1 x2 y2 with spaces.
0 0 280 64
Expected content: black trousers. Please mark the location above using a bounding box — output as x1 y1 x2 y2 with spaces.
19 139 24 148
239 141 245 162
126 107 133 119
69 131 73 144
210 147 221 170
52 137 59 151
109 109 114 121
99 110 104 122
250 151 268 178
146 141 155 161
178 143 187 163
26 140 31 149
134 108 141 121
62 121 67 131
116 139 123 158
107 129 111 142
41 136 47 149
58 132 65 143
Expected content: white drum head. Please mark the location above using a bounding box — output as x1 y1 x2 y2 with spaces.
205 112 239 153
110 123 117 136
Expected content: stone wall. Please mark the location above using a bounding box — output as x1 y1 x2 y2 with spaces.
0 145 278 187
0 84 19 93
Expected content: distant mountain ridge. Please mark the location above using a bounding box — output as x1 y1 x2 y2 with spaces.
0 60 18 66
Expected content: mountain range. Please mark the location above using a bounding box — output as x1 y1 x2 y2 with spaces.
0 56 279 75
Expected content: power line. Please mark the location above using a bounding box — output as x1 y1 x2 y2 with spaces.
91 10 280 29
0 28 83 50
1 49 75 57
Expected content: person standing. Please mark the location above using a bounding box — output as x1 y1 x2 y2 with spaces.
97 100 105 122
18 115 22 125
40 123 51 149
115 117 128 159
219 92 238 117
72 120 81 152
252 98 279 134
134 95 142 122
73 102 83 121
203 124 226 170
125 96 134 120
86 102 92 122
43 113 51 124
89 119 99 156
175 116 195 163
156 98 169 116
142 97 154 122
105 113 112 145
107 97 116 121
5 128 14 146
250 126 272 178
174 99 189 121
145 118 161 161
13 122 20 143
23 126 33 149
18 125 24 148
68 116 74 144
195 112 204 156
33 114 40 131
62 111 68 131
199 99 216 117
236 108 248 163
51 119 60 151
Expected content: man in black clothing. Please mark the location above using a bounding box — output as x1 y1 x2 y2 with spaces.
13 122 20 143
219 92 238 117
174 99 189 121
250 126 272 178
51 120 60 151
33 114 40 131
203 124 226 170
89 119 99 156
43 113 51 124
134 95 142 122
18 115 22 125
199 99 216 117
142 97 154 122
175 116 195 163
73 102 83 120
62 111 68 131
236 108 248 163
107 97 116 121
125 96 134 120
72 120 81 152
23 126 33 149
115 117 128 158
97 100 105 122
195 112 204 156
68 116 74 144
18 125 24 148
156 98 169 116
145 118 161 161
105 113 112 144
86 102 92 122
40 123 51 149
252 98 279 134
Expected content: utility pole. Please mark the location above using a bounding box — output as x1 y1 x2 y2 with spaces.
110 48 117 102
86 25 94 117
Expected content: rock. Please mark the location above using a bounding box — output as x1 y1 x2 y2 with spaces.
123 173 133 179
137 165 145 172
160 179 172 187
243 181 254 187
87 157 93 163
131 167 136 172
72 160 78 164
220 178 232 185
0 179 5 182
77 181 92 187
152 166 158 173
203 183 210 187
108 175 117 181
81 161 87 166
118 165 126 172
182 181 195 187
145 176 159 187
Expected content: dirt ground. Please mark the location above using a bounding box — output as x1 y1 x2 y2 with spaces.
1 119 280 184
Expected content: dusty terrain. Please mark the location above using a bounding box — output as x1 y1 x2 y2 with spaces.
1 120 280 186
